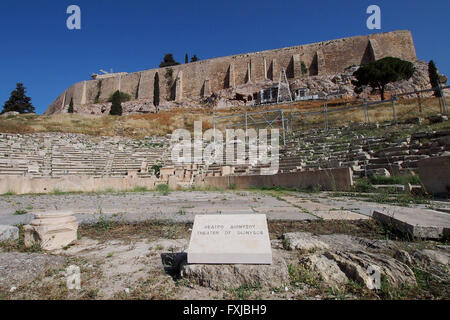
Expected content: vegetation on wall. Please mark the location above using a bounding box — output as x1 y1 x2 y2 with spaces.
94 80 102 104
107 91 131 103
301 61 308 76
165 68 174 87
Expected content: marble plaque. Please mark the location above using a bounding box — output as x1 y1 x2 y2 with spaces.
187 214 272 264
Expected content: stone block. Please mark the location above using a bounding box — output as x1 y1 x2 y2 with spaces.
0 225 19 241
180 250 289 290
373 208 450 240
24 211 78 251
168 176 178 190
418 156 450 197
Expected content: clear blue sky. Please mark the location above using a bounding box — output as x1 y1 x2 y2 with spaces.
0 0 449 114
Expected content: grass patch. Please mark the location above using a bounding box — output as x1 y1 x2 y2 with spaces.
333 190 431 207
0 225 42 253
269 219 384 240
369 174 421 185
353 178 376 193
229 182 237 190
227 283 262 300
132 186 148 192
156 184 170 196
288 263 321 289
14 210 28 215
79 220 192 242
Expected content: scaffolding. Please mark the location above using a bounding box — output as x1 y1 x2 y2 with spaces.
276 68 293 104
213 109 287 145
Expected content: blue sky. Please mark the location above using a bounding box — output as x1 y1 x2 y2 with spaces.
0 0 449 114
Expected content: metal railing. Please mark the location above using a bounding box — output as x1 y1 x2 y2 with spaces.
212 85 449 138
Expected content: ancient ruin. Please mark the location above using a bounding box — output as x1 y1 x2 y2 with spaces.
45 30 421 115
1 29 449 302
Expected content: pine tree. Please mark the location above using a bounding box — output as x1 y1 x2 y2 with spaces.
68 97 74 113
1 83 35 114
153 72 160 113
190 54 199 62
352 57 415 100
428 60 441 97
185 53 189 64
109 90 123 116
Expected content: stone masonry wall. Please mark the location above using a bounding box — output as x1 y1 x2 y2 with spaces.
45 30 417 115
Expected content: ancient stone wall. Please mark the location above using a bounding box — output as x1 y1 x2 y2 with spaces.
45 30 417 114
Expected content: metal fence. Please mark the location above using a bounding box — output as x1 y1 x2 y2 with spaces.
211 85 449 141
290 85 449 132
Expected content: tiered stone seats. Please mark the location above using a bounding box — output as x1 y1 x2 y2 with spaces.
0 133 170 178
279 123 449 178
0 121 448 182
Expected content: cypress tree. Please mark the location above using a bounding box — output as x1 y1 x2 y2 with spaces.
154 72 160 113
185 53 189 64
68 97 74 113
1 83 35 114
109 90 123 116
428 60 441 97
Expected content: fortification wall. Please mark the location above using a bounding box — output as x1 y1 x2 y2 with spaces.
46 30 417 114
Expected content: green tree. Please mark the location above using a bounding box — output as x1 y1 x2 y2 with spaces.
428 60 441 97
1 83 35 114
159 53 180 68
352 57 415 100
185 53 189 64
153 72 160 113
68 97 74 113
190 54 199 62
109 90 123 116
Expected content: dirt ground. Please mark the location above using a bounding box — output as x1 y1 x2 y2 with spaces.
1 219 448 300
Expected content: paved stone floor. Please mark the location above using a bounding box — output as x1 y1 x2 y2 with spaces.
1 190 448 226
0 191 317 226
